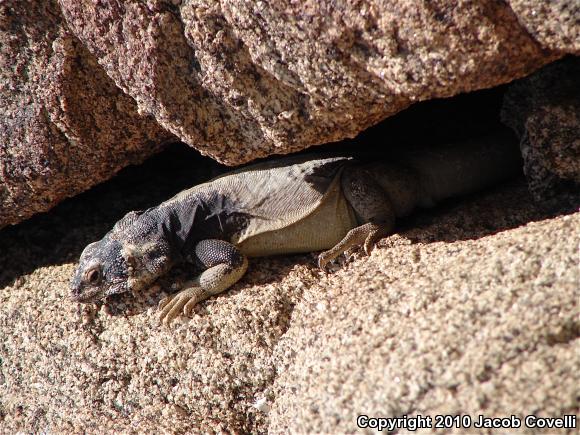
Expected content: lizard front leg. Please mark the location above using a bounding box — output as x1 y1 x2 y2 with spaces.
159 239 248 324
318 166 395 270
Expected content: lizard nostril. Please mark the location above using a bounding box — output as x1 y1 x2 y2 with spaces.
70 287 86 301
69 279 81 297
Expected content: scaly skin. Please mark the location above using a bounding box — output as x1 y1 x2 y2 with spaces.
71 134 520 324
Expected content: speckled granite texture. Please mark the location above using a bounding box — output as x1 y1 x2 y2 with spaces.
505 0 579 53
502 57 580 202
3 0 577 228
0 0 173 229
58 0 560 164
0 147 577 433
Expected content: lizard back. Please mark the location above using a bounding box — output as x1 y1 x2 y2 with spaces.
157 154 356 255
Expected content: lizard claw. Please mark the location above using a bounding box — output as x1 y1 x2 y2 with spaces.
158 295 171 310
183 297 199 317
317 253 330 271
363 240 374 256
363 226 384 256
344 247 359 264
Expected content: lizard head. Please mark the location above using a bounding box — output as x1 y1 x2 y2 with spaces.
70 211 172 303
70 234 131 303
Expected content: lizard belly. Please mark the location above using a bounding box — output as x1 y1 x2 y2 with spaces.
236 185 358 257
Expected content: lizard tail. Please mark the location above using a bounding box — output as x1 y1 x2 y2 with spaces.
405 131 522 204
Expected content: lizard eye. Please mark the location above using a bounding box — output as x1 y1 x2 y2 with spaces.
85 268 101 284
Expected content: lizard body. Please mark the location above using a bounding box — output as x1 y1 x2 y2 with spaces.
71 134 520 324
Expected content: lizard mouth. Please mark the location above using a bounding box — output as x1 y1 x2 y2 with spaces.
70 287 104 303
70 281 127 303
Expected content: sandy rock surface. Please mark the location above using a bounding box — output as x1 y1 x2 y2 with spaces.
1 147 578 433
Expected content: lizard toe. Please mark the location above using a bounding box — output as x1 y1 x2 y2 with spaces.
158 296 171 310
344 246 359 262
363 239 374 256
159 295 183 325
317 253 330 271
364 225 388 256
159 287 204 325
183 296 200 317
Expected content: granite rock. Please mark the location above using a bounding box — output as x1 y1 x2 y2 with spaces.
0 0 173 229
501 57 580 202
1 0 577 226
58 0 559 165
506 0 580 54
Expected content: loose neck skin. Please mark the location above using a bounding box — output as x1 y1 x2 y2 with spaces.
150 191 241 260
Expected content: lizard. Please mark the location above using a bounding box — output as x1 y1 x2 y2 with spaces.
70 133 521 324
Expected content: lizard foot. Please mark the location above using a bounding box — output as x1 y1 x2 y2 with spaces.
158 285 207 325
318 222 386 270
158 250 248 325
